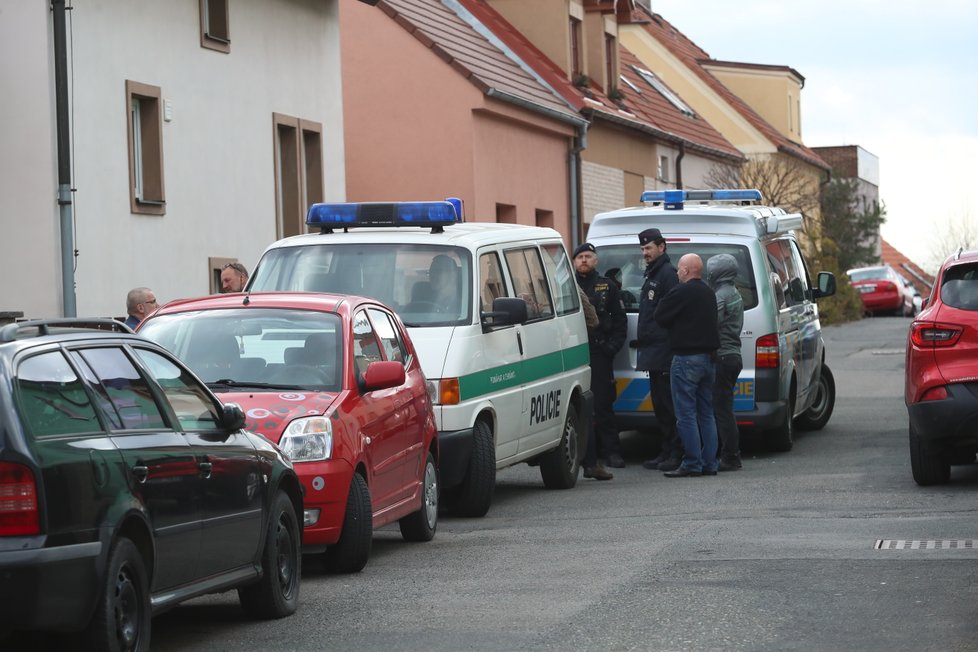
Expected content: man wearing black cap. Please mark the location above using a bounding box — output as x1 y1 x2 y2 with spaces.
574 242 627 477
634 228 681 471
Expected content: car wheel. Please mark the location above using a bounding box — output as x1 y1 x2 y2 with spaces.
398 451 438 542
444 419 495 518
795 364 836 431
766 393 795 452
539 403 580 489
909 426 950 486
238 491 301 619
324 473 372 573
85 537 151 652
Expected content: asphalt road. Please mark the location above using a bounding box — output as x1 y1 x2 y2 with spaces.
20 316 978 651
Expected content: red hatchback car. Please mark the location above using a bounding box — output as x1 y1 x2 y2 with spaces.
905 249 978 485
847 265 916 316
138 292 438 572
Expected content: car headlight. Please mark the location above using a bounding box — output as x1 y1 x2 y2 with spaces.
279 416 332 462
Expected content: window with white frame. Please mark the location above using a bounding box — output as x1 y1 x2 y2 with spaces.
632 66 694 117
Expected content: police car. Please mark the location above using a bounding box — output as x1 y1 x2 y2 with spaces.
587 189 837 451
247 200 593 517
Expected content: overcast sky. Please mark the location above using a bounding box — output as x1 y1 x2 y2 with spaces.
649 0 978 269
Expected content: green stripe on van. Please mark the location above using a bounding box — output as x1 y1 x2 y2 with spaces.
457 342 589 400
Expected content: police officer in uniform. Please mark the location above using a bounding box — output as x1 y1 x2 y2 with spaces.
574 243 628 477
633 228 682 471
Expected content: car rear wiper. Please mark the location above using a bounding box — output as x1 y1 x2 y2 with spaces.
209 379 302 390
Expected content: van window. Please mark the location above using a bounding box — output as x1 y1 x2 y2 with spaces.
541 243 581 316
15 351 102 438
504 247 554 321
249 243 472 327
595 243 758 311
765 240 807 306
479 251 510 310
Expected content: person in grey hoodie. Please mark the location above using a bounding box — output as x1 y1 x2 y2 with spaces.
707 254 745 471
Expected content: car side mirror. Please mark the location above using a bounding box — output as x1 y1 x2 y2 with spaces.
362 360 406 392
812 271 836 299
221 402 246 431
481 297 528 331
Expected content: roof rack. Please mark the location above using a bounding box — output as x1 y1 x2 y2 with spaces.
0 318 134 343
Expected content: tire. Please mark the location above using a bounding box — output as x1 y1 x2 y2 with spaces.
766 393 795 452
795 364 836 431
84 537 151 652
539 403 580 489
323 473 372 573
910 426 950 486
444 419 495 518
238 491 301 619
399 451 438 542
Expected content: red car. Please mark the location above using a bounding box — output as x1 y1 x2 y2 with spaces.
905 249 978 485
847 265 916 316
138 292 438 572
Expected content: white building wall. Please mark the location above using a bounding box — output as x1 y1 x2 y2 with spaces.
1 0 346 319
0 1 60 318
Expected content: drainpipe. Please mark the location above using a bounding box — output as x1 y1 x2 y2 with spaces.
569 123 588 249
52 0 76 317
674 141 685 190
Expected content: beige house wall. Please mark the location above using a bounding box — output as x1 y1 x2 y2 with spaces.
619 26 773 156
485 0 580 79
704 65 804 142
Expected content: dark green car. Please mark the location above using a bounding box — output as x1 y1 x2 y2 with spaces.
0 320 304 650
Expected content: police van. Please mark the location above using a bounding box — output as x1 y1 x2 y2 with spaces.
247 200 593 517
587 189 837 451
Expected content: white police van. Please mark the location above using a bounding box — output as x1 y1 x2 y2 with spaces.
587 189 837 451
247 200 593 517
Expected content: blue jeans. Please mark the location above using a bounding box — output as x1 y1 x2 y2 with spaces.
670 353 718 472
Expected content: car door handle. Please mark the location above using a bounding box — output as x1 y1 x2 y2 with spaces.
132 465 149 483
516 331 524 356
198 461 213 478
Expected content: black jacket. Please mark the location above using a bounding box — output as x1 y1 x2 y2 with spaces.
576 270 627 358
654 278 720 355
636 254 679 371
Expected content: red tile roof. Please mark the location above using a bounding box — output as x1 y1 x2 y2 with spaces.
455 0 742 161
377 0 584 125
881 239 934 294
627 8 830 172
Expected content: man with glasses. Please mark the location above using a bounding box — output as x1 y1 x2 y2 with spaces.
123 287 157 329
220 262 249 293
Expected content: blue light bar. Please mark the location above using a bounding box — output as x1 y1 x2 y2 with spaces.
306 201 462 229
640 188 763 210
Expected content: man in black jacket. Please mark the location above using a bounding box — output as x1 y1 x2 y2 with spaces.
654 253 720 477
634 228 681 471
574 243 628 477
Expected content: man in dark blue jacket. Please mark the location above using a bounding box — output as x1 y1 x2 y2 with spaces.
654 254 720 477
574 243 628 476
634 228 681 471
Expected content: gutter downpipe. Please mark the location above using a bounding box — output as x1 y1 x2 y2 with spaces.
675 141 685 190
570 123 588 249
53 0 76 317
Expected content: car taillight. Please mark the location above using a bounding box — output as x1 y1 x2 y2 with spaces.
920 386 948 402
756 333 779 369
0 462 40 536
879 280 896 293
910 322 963 348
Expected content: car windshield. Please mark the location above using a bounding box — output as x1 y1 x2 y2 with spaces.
249 244 473 328
940 263 978 310
848 268 890 282
138 308 343 391
593 243 758 311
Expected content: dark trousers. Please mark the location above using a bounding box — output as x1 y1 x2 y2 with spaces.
649 369 679 458
713 353 743 463
583 352 621 467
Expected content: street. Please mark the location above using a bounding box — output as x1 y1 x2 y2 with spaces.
21 316 978 651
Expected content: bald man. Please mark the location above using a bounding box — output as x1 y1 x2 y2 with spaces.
653 254 720 477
